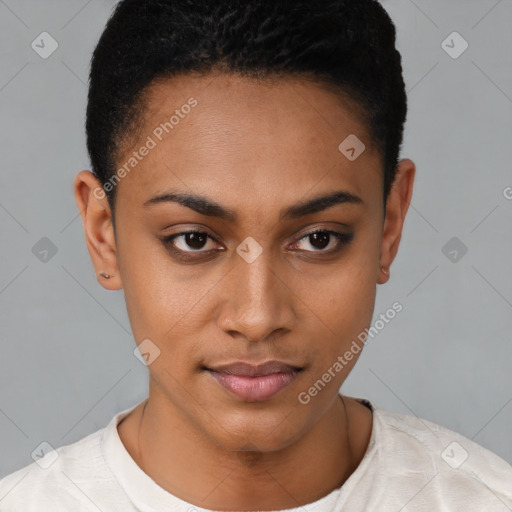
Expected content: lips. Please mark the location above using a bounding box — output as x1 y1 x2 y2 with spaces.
205 360 302 402
209 360 301 377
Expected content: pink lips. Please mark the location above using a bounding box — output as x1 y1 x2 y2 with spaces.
206 360 301 402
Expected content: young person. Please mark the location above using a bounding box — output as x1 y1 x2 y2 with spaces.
1 0 511 510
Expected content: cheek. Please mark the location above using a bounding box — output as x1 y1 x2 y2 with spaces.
124 267 214 347
294 242 379 376
297 275 375 400
304 274 375 370
304 241 378 323
116 225 206 347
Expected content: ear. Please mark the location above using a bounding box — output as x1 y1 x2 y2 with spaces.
73 170 122 290
377 159 416 285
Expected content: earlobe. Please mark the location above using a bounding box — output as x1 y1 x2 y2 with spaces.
377 266 390 285
73 170 122 290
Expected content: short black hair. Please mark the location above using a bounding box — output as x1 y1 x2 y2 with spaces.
86 0 407 225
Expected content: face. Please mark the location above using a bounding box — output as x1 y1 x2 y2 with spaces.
75 72 414 453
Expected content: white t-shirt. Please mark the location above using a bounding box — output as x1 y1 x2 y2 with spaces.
1 397 511 511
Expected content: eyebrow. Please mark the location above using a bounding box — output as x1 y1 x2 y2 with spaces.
143 189 363 222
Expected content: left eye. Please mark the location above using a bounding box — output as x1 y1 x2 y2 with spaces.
291 230 353 253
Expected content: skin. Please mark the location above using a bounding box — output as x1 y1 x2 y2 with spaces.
74 71 415 510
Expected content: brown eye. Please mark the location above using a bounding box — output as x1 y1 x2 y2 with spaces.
163 230 221 253
291 230 354 254
308 231 330 250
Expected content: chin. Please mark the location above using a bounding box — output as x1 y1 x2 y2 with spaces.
202 402 307 453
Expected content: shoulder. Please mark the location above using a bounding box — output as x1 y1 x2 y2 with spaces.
372 407 512 507
0 424 120 511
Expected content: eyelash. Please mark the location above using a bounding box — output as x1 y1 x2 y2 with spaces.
161 228 353 261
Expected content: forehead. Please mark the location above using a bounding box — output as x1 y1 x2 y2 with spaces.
114 72 382 212
141 72 371 147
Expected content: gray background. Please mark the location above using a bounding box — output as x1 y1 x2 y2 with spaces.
0 0 511 478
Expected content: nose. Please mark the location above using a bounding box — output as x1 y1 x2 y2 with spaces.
216 247 296 343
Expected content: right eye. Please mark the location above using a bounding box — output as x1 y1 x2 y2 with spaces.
161 230 224 261
163 230 221 251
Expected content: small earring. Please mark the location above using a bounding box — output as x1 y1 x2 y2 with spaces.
100 272 111 279
381 267 389 275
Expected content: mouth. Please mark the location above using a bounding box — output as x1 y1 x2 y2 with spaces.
204 360 303 402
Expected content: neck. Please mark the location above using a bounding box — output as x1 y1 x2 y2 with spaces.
127 392 367 511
